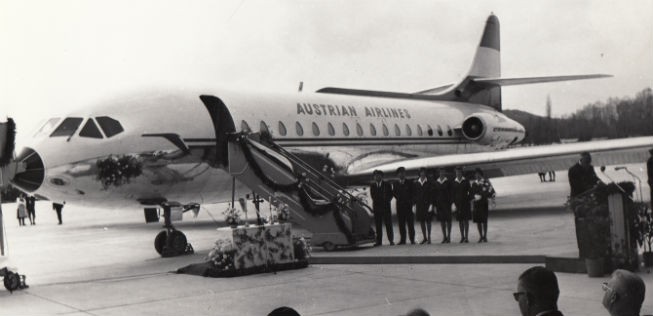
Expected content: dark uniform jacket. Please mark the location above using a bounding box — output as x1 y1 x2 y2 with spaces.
432 177 452 211
412 179 431 209
392 179 413 208
452 177 471 204
370 180 393 213
568 162 600 197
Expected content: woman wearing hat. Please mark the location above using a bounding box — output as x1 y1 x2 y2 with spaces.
452 167 471 243
470 168 495 242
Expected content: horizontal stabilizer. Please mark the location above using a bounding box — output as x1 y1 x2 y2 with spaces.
414 83 455 95
472 74 612 86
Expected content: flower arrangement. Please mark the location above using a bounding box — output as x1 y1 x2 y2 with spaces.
223 207 241 228
206 239 236 270
293 236 312 261
96 155 143 188
277 203 290 222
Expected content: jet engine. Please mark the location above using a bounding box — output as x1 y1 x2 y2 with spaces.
461 113 525 147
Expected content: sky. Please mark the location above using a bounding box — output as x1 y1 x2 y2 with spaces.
1 0 652 142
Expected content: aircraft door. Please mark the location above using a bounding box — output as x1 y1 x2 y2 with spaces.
199 95 236 167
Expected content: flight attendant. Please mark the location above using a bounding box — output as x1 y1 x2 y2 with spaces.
470 168 495 242
370 170 394 246
433 168 452 243
413 168 432 244
393 167 415 245
452 167 471 243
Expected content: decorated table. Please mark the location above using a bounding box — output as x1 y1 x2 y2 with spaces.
177 223 310 278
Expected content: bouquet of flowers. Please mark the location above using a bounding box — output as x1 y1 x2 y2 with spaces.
206 239 236 270
223 207 241 228
293 236 312 261
96 155 143 188
277 203 290 222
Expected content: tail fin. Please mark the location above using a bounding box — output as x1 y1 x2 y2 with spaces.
417 14 503 110
318 14 611 110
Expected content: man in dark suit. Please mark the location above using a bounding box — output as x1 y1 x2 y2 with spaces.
514 266 564 316
393 167 414 245
26 195 36 225
52 202 65 225
647 148 652 211
568 152 601 198
370 169 394 246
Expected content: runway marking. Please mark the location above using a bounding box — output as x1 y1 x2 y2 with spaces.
25 291 100 316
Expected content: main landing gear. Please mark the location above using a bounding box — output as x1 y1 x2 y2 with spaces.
153 204 194 257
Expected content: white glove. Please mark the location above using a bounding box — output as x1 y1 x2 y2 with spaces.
474 194 482 201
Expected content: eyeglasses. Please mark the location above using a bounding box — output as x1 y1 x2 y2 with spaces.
601 282 612 292
513 291 527 301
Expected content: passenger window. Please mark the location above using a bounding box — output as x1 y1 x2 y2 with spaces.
278 121 287 136
405 124 412 136
34 118 61 138
356 123 364 136
394 124 401 136
417 125 423 136
342 123 350 136
312 122 320 136
369 123 377 136
50 117 84 137
382 124 389 136
79 119 104 139
95 116 124 138
437 125 443 136
241 120 251 132
295 122 304 136
447 125 453 136
327 122 335 136
427 124 434 136
260 121 270 134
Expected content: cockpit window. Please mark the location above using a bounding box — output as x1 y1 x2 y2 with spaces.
79 119 104 139
95 116 124 138
34 117 61 138
50 117 84 137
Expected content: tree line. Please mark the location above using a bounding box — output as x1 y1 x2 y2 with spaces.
504 87 653 145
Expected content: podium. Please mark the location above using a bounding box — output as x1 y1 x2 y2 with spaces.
568 183 639 273
215 223 295 270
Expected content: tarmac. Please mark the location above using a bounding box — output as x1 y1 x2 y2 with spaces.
0 166 651 315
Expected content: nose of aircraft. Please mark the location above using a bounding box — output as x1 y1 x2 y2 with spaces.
10 147 45 192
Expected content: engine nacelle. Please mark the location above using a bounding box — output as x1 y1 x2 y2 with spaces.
461 113 525 147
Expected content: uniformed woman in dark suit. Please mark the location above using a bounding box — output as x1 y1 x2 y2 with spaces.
470 168 495 242
452 166 471 243
433 168 452 243
413 168 432 244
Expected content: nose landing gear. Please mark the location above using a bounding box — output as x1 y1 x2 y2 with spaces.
153 204 194 257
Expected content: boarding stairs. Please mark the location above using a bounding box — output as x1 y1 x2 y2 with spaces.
226 132 375 250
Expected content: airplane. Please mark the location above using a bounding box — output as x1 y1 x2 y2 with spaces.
1 14 651 255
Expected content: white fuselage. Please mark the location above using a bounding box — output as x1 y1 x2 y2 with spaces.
16 88 524 209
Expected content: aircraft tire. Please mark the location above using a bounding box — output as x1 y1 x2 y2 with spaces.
3 271 20 293
154 230 167 255
168 230 188 254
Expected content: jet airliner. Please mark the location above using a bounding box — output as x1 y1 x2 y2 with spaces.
1 15 651 254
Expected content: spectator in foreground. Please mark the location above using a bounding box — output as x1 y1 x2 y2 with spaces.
268 306 300 316
602 269 646 316
514 266 563 316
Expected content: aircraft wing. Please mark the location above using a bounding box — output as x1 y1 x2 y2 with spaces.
347 136 653 179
